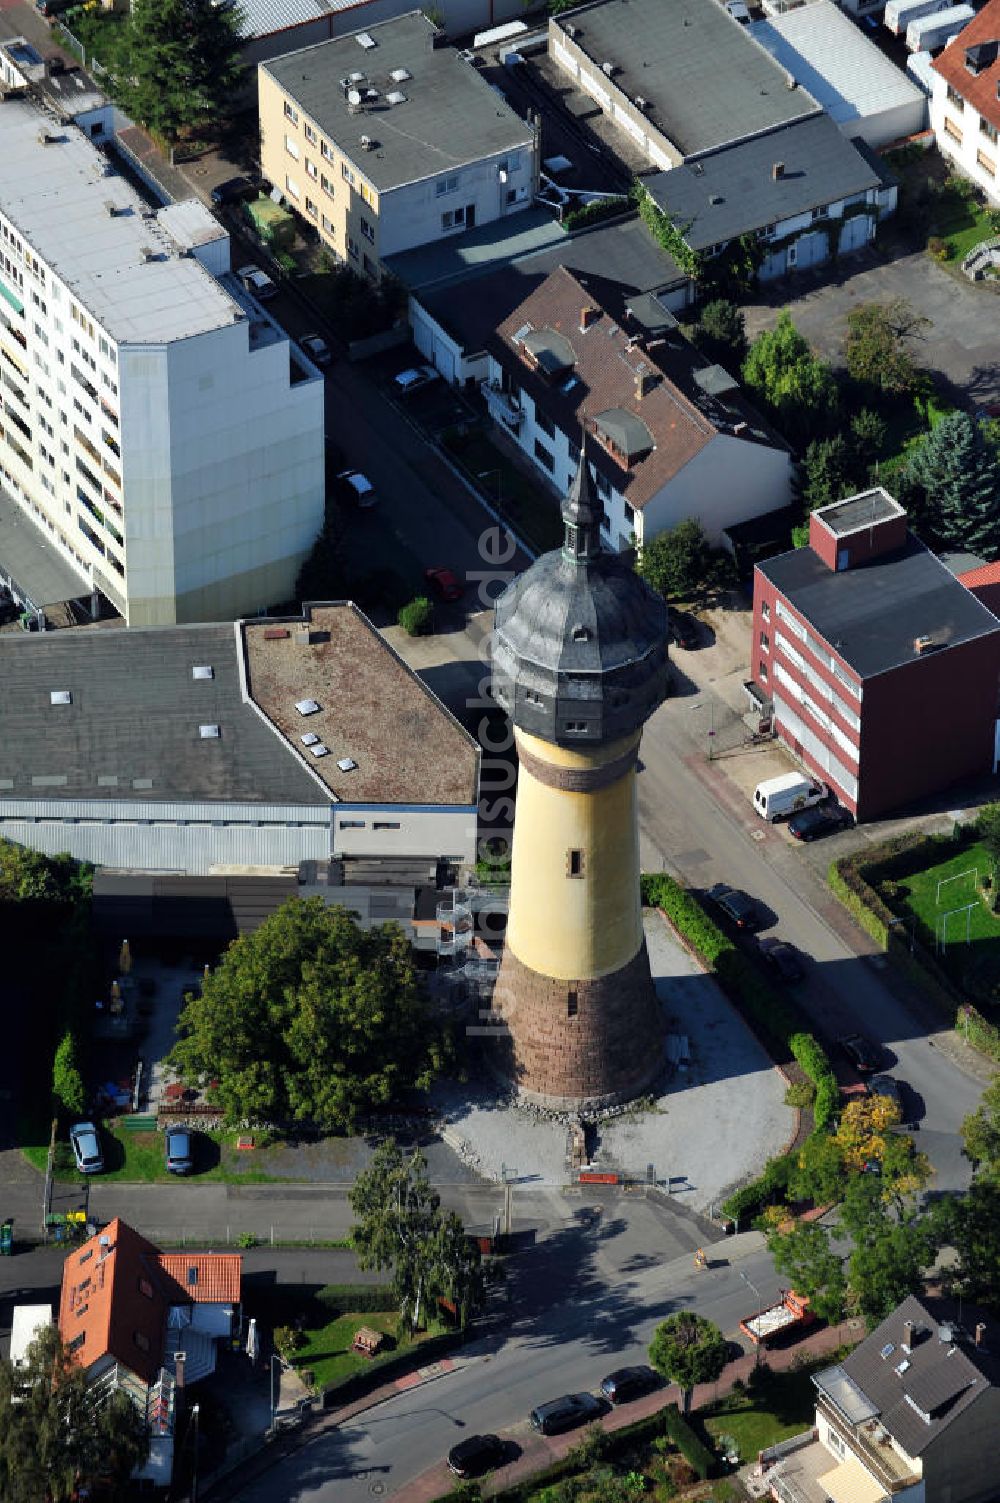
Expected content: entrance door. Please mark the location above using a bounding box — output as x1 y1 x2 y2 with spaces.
465 203 476 229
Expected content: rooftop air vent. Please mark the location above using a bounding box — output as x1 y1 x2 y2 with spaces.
37 127 55 145
360 134 375 150
390 67 411 82
338 757 358 772
140 245 157 262
199 723 221 739
310 743 330 757
709 193 724 205
881 1343 896 1360
914 635 935 654
601 60 615 75
356 31 376 47
300 732 320 747
772 161 785 181
104 199 118 217
565 21 578 35
295 699 321 715
348 70 366 82
192 665 213 680
895 1359 912 1375
635 96 649 111
386 90 407 104
50 690 72 705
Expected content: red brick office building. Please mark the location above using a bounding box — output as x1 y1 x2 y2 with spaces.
751 490 1000 821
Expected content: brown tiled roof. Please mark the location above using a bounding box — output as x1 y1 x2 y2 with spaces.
959 561 1000 590
931 3 1000 131
58 1218 243 1385
490 265 779 511
243 603 479 806
156 1253 242 1305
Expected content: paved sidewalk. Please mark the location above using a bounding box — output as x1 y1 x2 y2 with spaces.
391 1315 866 1503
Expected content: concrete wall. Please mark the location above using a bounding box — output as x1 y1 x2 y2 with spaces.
548 22 679 170
931 73 1000 206
332 803 478 863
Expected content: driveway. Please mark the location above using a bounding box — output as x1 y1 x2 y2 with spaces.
744 246 1000 406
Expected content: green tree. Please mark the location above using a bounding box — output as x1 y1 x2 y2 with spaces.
51 1030 86 1119
977 806 1000 883
637 519 712 601
693 300 748 371
168 898 445 1130
847 1214 936 1327
960 1074 1000 1177
742 313 838 447
905 411 1000 554
105 0 246 146
765 1221 847 1324
423 1209 486 1328
788 1130 847 1207
648 1312 727 1413
0 1326 148 1501
844 300 929 396
801 435 858 514
850 408 888 472
930 1182 1000 1309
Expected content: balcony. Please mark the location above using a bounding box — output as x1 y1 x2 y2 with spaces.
815 1395 920 1492
485 382 523 430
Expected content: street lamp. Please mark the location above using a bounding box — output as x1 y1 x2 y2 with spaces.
739 1269 763 1370
190 1403 200 1503
689 699 716 761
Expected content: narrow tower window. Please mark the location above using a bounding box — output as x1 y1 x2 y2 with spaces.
567 989 578 1017
568 849 584 878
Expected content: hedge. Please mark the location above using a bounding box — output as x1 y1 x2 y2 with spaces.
662 1402 718 1480
561 195 629 232
314 1283 395 1316
719 1149 796 1226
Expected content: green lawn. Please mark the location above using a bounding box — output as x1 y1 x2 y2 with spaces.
22 1124 279 1185
701 1365 820 1462
443 429 564 553
289 1309 443 1392
896 840 1000 1000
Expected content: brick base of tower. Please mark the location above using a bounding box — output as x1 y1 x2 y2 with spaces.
490 942 664 1111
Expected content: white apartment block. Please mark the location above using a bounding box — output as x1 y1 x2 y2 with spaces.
0 93 324 626
931 11 1000 206
259 11 538 279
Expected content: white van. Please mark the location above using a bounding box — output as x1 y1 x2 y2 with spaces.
753 772 826 822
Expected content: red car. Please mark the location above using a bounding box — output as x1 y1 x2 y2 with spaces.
425 566 463 603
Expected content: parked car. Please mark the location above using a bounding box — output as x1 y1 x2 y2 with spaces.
164 1126 194 1175
868 1074 903 1112
236 264 277 301
392 363 440 397
839 1034 882 1075
69 1122 104 1175
787 803 853 841
300 333 332 368
600 1367 657 1404
210 176 259 207
668 609 700 650
336 469 376 508
529 1393 602 1435
706 883 764 932
447 1434 506 1478
757 937 804 982
425 566 463 603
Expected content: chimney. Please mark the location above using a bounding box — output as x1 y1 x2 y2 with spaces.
914 635 934 655
902 1319 913 1353
580 306 600 332
634 368 655 399
772 161 785 181
976 1322 987 1347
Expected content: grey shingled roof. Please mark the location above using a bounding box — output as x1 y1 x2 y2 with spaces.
553 0 818 158
832 1294 1000 1458
758 532 1000 681
262 11 533 192
644 114 880 251
0 624 327 805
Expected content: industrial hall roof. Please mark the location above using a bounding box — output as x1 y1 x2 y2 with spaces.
757 531 1000 680
551 0 818 159
644 115 881 251
932 0 1000 132
261 11 533 193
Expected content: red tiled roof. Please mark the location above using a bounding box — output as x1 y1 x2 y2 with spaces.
156 1253 242 1305
959 561 1000 589
931 3 1000 132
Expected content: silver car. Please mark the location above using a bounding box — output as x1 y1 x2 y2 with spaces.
70 1121 104 1174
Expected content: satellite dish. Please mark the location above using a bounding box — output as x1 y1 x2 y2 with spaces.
347 88 362 105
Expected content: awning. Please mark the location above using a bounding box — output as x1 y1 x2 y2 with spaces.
817 1455 890 1503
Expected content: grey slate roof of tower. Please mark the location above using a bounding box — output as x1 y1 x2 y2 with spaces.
492 461 669 746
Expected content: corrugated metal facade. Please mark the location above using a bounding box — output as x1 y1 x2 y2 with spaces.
0 812 331 874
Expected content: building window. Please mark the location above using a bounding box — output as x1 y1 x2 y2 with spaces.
760 631 769 651
283 101 299 124
568 439 581 468
342 163 355 185
67 1333 85 1353
373 821 401 830
759 661 768 682
305 158 318 180
567 989 578 1017
321 140 333 162
285 175 300 201
441 207 465 231
826 1426 846 1460
536 408 555 439
436 174 459 196
133 1331 151 1353
363 254 375 277
947 84 965 111
761 601 770 622
594 469 611 499
978 148 996 177
304 121 317 144
534 438 555 472
321 213 334 235
320 173 334 199
305 197 318 218
347 236 359 259
568 849 584 878
339 819 365 829
811 204 827 220
285 135 300 160
360 216 375 243
982 117 999 144
623 500 635 525
944 116 963 144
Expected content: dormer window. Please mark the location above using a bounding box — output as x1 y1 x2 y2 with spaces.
592 408 653 467
515 326 576 383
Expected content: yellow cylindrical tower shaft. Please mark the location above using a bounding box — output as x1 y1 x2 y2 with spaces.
505 728 643 981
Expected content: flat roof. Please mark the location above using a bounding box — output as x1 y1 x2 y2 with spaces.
644 114 880 250
243 603 479 805
814 488 905 537
261 12 534 192
0 490 88 609
752 0 925 129
758 533 1000 680
552 0 818 158
0 98 242 345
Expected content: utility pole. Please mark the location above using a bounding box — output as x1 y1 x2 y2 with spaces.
42 1117 56 1240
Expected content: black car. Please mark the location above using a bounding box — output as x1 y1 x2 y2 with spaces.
706 883 763 932
210 175 259 207
529 1393 602 1435
839 1033 882 1074
787 803 853 842
600 1367 657 1404
757 937 804 982
447 1434 505 1478
668 610 700 650
868 1074 903 1112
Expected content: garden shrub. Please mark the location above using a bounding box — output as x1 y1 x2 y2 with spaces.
315 1283 395 1316
927 236 950 262
661 1404 717 1480
398 596 434 636
562 196 629 232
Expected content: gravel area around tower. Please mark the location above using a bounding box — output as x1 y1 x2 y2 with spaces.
431 910 793 1209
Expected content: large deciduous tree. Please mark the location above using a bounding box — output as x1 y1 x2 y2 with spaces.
52 1030 86 1119
960 1075 1000 1180
844 299 929 396
637 519 712 601
106 0 246 146
742 312 838 447
766 1222 847 1325
904 411 1000 556
0 1326 148 1501
692 299 748 372
648 1312 727 1413
168 899 445 1130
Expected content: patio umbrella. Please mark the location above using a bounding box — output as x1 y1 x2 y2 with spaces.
119 939 132 975
246 1317 259 1363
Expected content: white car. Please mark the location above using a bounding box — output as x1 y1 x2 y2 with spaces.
300 333 332 368
237 264 278 301
336 469 376 508
392 363 440 397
